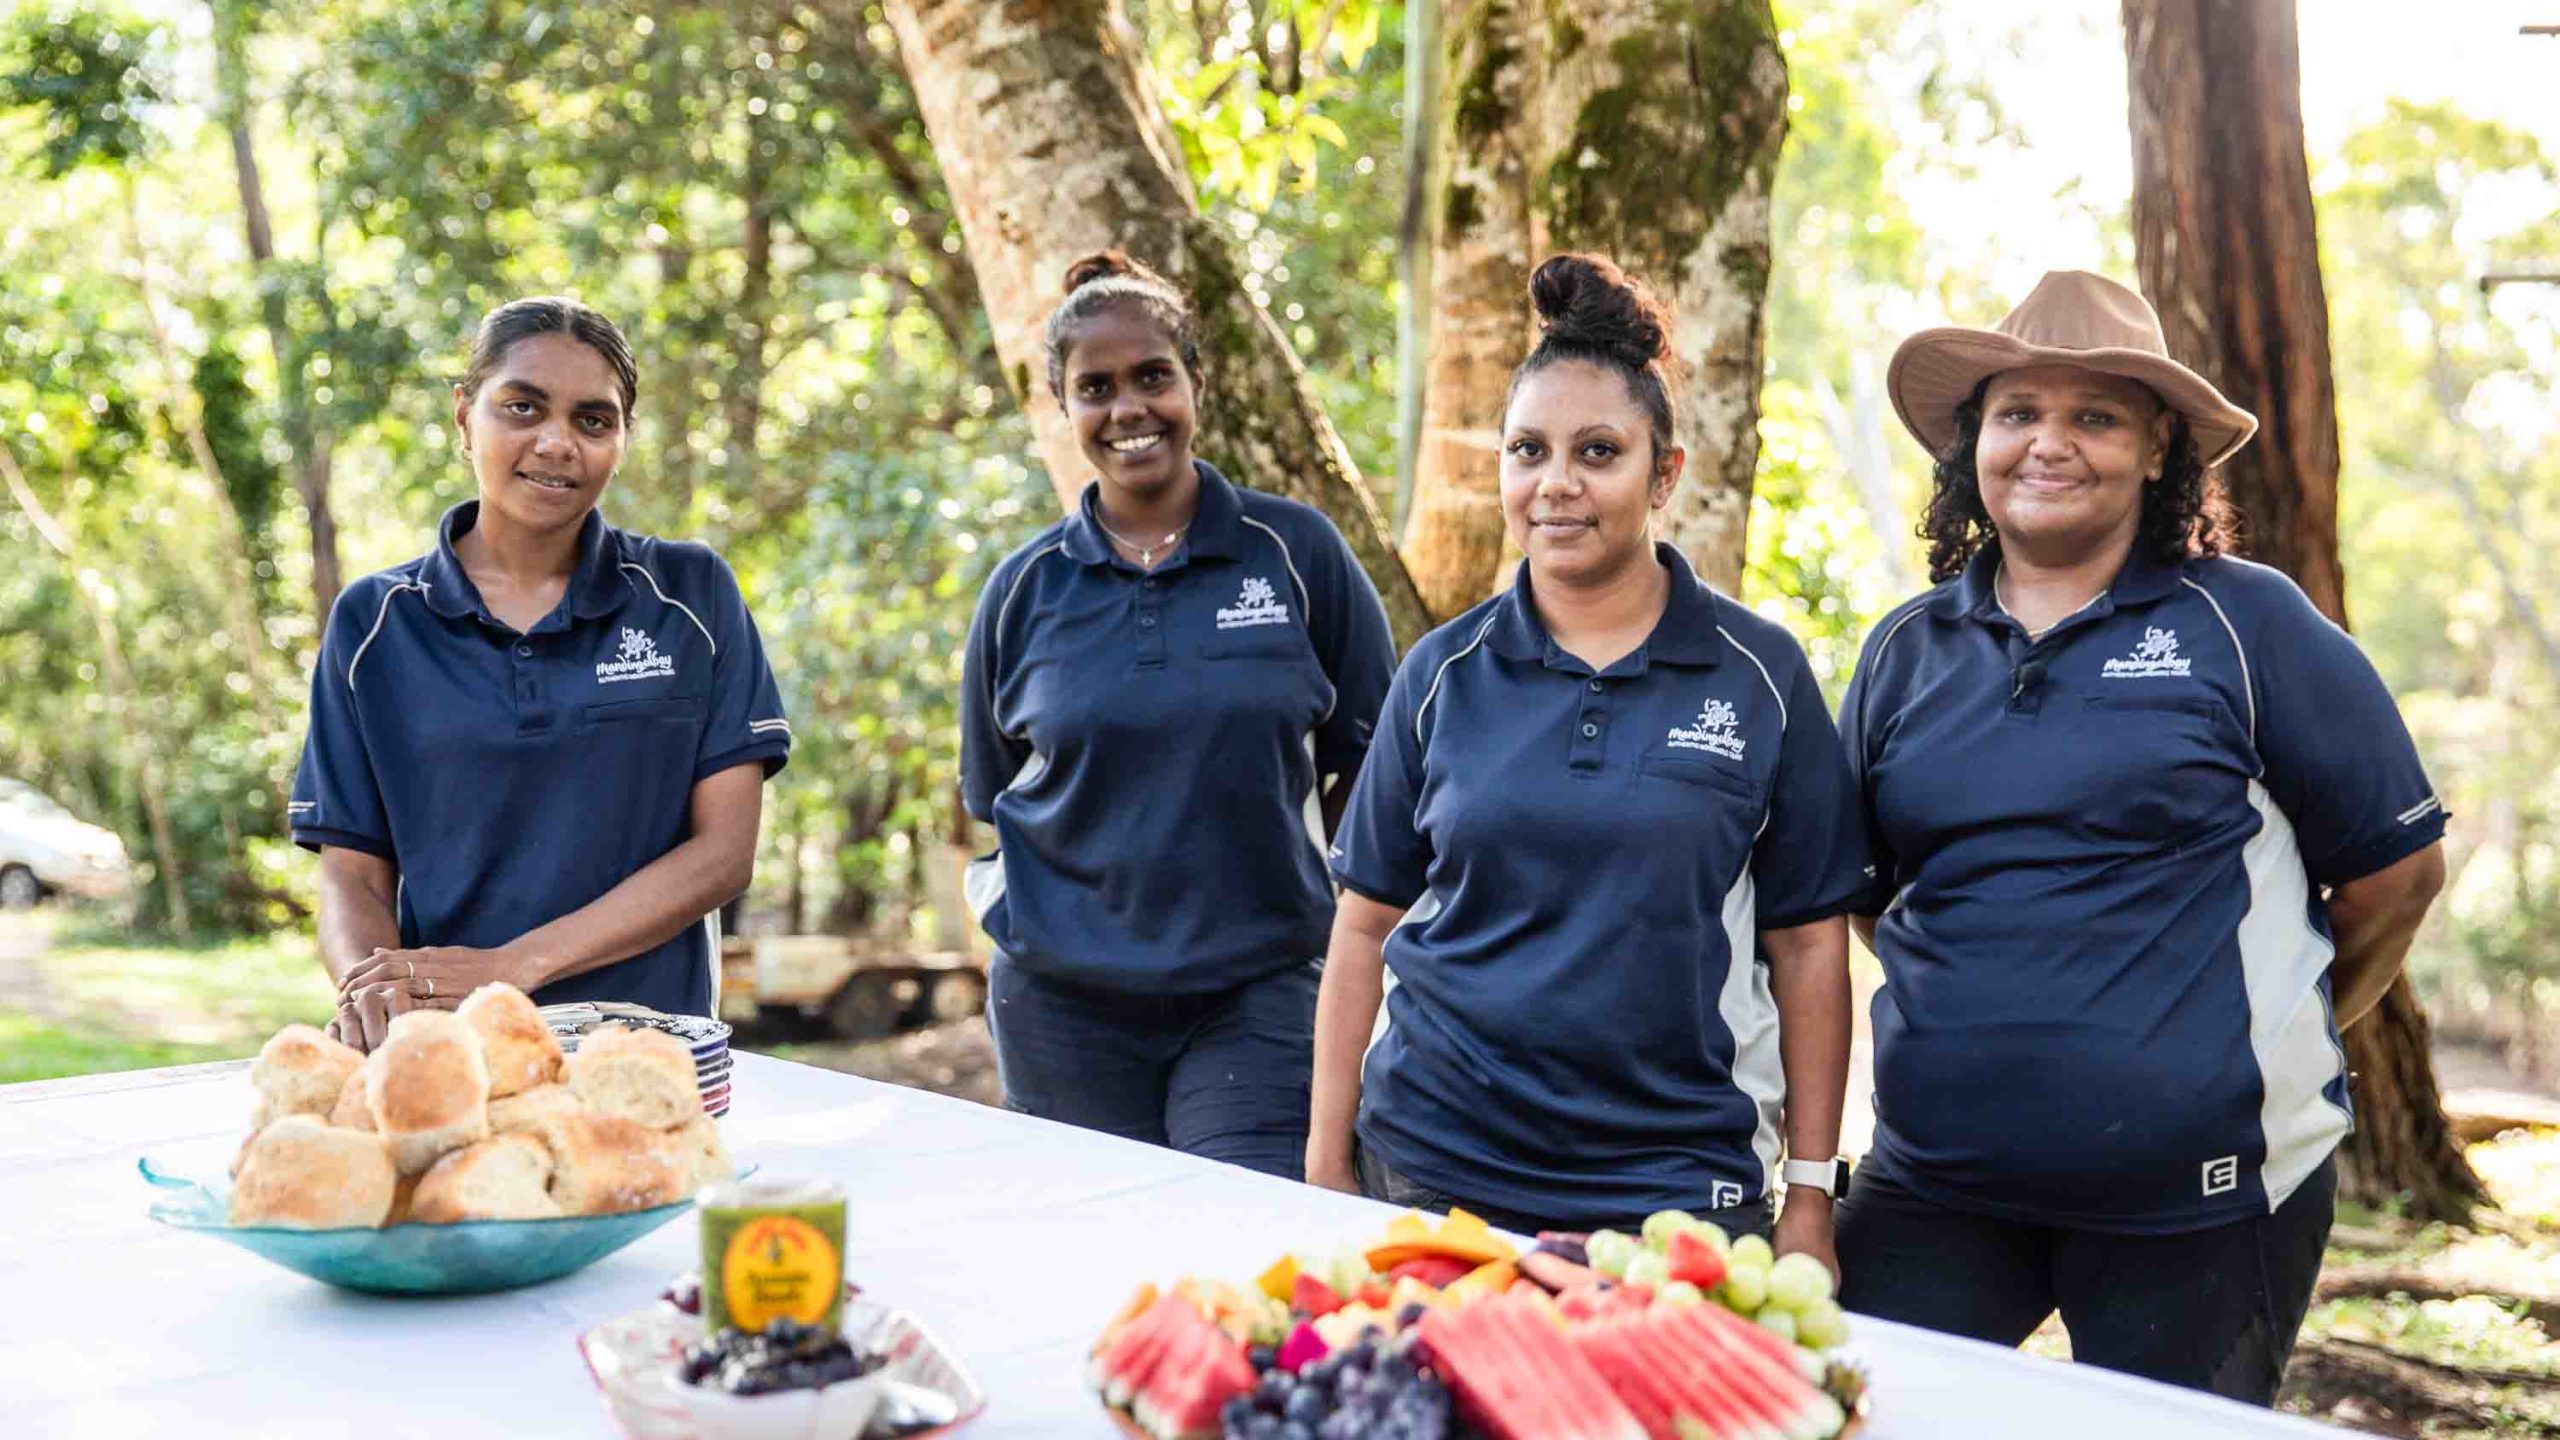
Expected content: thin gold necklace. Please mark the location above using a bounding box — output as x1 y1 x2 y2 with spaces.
1093 513 1187 569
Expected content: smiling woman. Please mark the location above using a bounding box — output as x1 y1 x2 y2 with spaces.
289 298 795 1051
957 251 1398 1181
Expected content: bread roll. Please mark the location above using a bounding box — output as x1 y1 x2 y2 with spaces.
567 1024 699 1130
229 1115 397 1229
411 1133 563 1223
670 1111 734 1193
385 1174 418 1226
539 1109 687 1216
487 1081 582 1137
326 1070 373 1131
457 982 563 1098
366 1009 491 1175
251 1024 364 1122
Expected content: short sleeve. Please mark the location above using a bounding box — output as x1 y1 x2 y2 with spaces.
692 554 792 782
2245 579 2446 886
1835 621 1905 915
290 584 395 857
960 557 1034 824
1303 520 1398 779
1752 655 1877 930
1327 657 1432 908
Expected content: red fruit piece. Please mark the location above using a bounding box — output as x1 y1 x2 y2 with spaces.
1357 1281 1394 1310
1666 1231 1728 1291
1388 1254 1478 1289
1291 1271 1344 1318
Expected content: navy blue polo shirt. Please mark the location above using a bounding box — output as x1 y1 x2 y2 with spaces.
960 460 1396 994
1841 545 2448 1234
1329 544 1874 1228
290 502 791 1017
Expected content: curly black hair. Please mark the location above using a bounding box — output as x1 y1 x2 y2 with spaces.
1920 380 2233 583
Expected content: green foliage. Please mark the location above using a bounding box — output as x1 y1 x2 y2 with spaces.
0 2 163 176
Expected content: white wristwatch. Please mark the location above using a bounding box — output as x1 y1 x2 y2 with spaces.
1781 1157 1850 1198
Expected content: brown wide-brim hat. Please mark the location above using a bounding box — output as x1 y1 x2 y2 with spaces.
1887 270 2259 468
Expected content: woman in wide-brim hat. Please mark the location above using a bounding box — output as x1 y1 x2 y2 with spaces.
1831 269 2448 1405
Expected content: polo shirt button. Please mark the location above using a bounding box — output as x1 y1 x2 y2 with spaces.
1143 579 1159 590
1139 615 1157 628
515 644 532 657
1581 722 1599 738
1588 680 1604 693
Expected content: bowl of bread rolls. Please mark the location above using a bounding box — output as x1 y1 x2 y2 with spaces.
138 982 740 1295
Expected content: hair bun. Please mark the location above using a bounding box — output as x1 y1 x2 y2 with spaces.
1529 253 1671 371
1063 249 1168 296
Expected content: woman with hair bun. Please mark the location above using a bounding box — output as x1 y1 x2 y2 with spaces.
959 251 1396 1179
1835 271 2447 1402
296 296 792 1051
1311 255 1870 1260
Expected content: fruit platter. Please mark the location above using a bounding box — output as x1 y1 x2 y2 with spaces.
1090 1208 1866 1440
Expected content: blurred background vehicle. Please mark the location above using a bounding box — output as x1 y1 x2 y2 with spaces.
0 779 134 910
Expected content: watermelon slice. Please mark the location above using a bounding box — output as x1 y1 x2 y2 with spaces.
1607 1312 1794 1440
1089 1293 1256 1438
1418 1290 1647 1440
1630 1303 1843 1440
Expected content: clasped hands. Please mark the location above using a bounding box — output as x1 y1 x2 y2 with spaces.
330 945 541 1051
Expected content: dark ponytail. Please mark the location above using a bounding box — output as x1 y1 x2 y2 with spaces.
1042 249 1203 397
1506 253 1680 460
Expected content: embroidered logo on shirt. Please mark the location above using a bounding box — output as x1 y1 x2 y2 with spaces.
1666 697 1747 761
2102 625 2193 679
1216 576 1292 630
2201 1154 2239 1197
1709 1180 1744 1209
596 626 677 685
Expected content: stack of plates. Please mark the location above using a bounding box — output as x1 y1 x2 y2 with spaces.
537 1003 734 1118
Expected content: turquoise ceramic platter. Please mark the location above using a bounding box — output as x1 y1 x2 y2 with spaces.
139 1155 735 1295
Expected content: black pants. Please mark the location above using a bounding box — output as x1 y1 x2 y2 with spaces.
1836 1156 2337 1406
1356 1140 1775 1242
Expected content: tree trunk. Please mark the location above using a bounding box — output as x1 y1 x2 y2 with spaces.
1400 0 1535 620
2125 0 2481 1221
208 0 341 621
1533 0 1787 597
1392 0 1441 524
877 0 1433 647
1399 0 1787 617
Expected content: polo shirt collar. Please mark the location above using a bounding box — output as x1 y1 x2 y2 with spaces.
1484 542 1726 672
1061 459 1245 567
1930 541 2187 624
419 501 622 630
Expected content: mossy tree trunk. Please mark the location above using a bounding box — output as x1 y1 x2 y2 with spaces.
1401 0 1536 620
2126 0 2482 1222
878 0 1432 647
1400 0 1788 616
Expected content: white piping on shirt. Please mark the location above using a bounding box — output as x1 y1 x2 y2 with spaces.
1716 625 1788 730
989 542 1068 742
1239 515 1311 615
1238 513 1336 726
2179 576 2256 744
347 581 431 691
1417 611 1502 746
619 562 717 656
749 718 792 736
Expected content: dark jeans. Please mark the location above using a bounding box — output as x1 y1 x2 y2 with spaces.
1355 1139 1776 1241
986 952 1317 1180
1836 1156 2338 1406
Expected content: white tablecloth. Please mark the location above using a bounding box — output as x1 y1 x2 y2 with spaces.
0 1053 2337 1438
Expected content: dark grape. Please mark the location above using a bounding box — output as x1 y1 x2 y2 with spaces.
1248 1344 1278 1372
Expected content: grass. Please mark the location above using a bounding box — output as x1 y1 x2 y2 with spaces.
0 910 336 1083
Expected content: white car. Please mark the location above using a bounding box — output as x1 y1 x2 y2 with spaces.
0 779 133 909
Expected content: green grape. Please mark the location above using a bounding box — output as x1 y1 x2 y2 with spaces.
1755 1308 1799 1344
1656 1281 1707 1308
1796 1297 1851 1349
1728 1234 1775 1275
1641 1210 1697 1252
1586 1229 1639 1278
1720 1265 1768 1312
1767 1253 1834 1312
1623 1252 1671 1290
